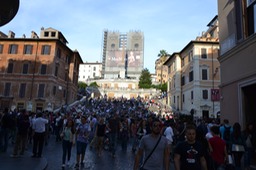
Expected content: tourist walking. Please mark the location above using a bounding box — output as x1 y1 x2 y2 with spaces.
74 116 91 169
208 125 227 170
0 108 13 153
94 117 106 156
61 118 75 168
107 113 120 157
11 109 30 157
174 124 208 170
31 112 49 158
243 123 255 170
219 119 232 152
230 122 246 170
133 118 169 170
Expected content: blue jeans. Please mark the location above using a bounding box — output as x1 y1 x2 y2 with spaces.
62 140 72 164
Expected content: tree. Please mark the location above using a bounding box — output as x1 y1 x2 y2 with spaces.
157 50 170 85
78 81 88 89
89 82 99 87
139 68 152 89
151 83 167 92
157 50 169 63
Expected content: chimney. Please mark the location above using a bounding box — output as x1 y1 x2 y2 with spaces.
22 34 26 38
8 31 15 38
31 31 39 39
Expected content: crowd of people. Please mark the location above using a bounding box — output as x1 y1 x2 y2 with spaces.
0 96 256 170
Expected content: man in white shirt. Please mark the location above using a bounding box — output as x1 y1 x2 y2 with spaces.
164 122 174 158
31 112 48 158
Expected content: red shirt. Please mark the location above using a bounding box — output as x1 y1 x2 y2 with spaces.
209 136 226 165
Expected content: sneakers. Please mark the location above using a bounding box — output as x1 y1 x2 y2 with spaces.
61 164 65 168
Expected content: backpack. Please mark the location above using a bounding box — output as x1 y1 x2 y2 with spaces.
223 126 231 141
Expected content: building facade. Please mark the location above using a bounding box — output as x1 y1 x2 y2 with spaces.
78 61 102 83
101 30 144 79
218 0 256 127
155 57 169 85
0 27 83 112
164 16 221 118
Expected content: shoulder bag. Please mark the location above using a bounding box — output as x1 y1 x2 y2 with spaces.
140 136 162 170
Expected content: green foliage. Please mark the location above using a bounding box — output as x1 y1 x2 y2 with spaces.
157 50 170 63
78 81 88 89
89 82 99 87
152 83 167 92
139 68 152 89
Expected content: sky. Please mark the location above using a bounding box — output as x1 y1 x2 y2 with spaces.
1 0 218 73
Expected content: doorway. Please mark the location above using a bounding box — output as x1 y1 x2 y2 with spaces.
242 83 256 125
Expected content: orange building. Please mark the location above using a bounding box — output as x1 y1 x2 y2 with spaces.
0 27 83 112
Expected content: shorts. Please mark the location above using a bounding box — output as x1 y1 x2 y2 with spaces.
76 141 87 155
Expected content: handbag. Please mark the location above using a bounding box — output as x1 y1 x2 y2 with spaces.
231 144 245 152
140 136 162 170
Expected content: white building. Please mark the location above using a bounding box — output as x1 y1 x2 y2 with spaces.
164 16 221 118
78 62 102 83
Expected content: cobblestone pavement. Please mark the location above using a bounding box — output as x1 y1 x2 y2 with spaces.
43 135 174 170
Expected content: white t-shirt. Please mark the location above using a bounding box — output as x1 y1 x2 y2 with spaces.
164 126 174 144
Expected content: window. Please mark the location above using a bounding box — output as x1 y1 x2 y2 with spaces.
19 83 26 98
202 90 208 99
44 32 49 37
51 32 56 37
189 50 193 61
201 48 207 59
181 76 185 86
93 67 96 71
66 55 70 63
38 84 45 98
53 86 56 95
235 0 243 40
56 48 61 58
189 71 194 82
111 44 115 48
0 44 3 53
40 64 47 74
55 66 58 76
173 96 175 103
22 63 29 74
181 59 184 67
191 91 194 100
4 83 11 96
41 45 51 55
182 94 185 103
247 1 256 36
202 69 208 80
7 63 14 73
24 45 33 54
8 44 18 54
134 43 139 49
93 72 96 77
